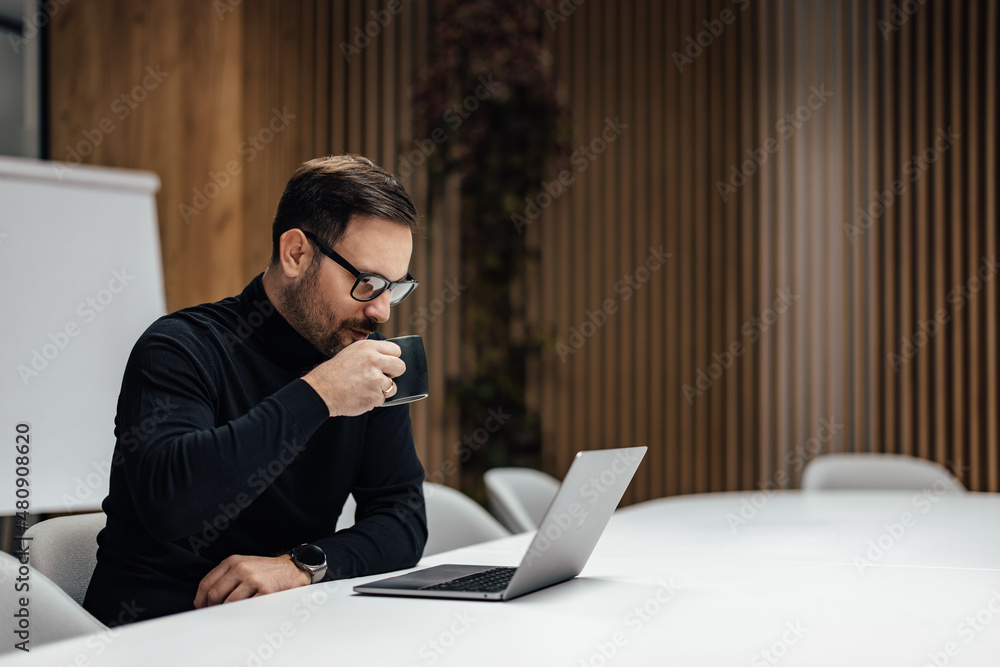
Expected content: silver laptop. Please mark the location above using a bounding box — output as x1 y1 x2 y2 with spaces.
354 446 646 601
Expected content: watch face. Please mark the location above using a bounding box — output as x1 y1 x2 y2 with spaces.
294 544 326 567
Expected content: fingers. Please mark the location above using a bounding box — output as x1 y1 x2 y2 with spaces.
381 355 406 381
195 557 269 607
194 556 240 608
382 379 397 401
304 339 409 417
360 340 405 379
221 581 258 604
194 555 310 608
369 339 401 357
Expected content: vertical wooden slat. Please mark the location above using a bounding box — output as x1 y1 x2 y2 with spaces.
707 0 726 492
646 0 666 498
739 0 759 490
242 1 263 276
578 1 590 472
770 0 786 479
814 0 829 468
312 0 330 153
985 0 999 492
676 0 694 494
931 0 949 470
721 0 739 491
866 1 883 456
897 0 914 457
965 0 981 490
756 0 773 481
663 0 681 497
603 0 621 469
623 0 646 503
345 1 363 154
913 0 931 462
378 0 396 189
847 0 864 458
618 0 639 502
949 1 967 481
692 2 710 493
851 0 865 455
330 2 347 151
362 0 378 156
882 0 898 456
789 0 804 479
824 0 844 466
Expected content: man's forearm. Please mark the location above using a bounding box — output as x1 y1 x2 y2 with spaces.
314 486 427 579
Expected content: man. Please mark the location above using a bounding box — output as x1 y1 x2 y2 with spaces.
83 155 427 625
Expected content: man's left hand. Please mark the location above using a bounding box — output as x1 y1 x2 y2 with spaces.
194 554 311 608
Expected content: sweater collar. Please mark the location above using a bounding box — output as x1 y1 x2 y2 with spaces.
238 273 329 371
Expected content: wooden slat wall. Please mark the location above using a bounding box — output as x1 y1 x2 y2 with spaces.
48 0 247 312
44 0 998 511
536 0 760 502
537 0 997 498
753 0 998 491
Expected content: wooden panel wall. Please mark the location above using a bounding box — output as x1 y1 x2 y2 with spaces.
738 0 997 492
837 0 997 490
536 0 761 504
46 0 998 506
536 0 998 497
49 0 247 312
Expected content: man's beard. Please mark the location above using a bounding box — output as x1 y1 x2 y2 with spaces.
278 260 379 358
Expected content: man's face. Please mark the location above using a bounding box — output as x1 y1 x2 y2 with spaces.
280 217 413 357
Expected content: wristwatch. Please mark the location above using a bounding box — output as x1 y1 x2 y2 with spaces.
290 543 327 584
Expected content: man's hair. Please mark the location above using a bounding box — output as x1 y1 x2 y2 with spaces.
269 154 417 265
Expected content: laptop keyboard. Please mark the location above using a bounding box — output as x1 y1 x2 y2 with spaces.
420 566 517 593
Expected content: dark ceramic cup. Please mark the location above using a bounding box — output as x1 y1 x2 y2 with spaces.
381 335 429 406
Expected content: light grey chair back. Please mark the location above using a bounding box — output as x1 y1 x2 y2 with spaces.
421 482 510 556
335 483 510 557
22 511 107 605
484 467 561 533
802 453 966 492
0 549 107 654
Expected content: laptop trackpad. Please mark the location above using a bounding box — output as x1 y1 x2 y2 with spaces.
361 564 494 590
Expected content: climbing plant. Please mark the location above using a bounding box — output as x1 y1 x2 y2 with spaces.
413 0 570 496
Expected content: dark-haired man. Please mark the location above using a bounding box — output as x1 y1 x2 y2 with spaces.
84 155 428 625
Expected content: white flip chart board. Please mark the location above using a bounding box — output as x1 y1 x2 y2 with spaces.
0 156 166 514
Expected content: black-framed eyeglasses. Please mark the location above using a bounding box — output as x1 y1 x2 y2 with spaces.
302 230 418 306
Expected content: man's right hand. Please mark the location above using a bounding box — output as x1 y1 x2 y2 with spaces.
303 339 405 417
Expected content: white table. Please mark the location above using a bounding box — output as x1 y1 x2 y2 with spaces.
7 491 1000 666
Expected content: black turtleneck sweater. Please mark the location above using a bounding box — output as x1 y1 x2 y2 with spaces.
83 274 427 626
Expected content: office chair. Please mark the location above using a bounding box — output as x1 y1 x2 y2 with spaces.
335 483 510 557
421 482 510 556
0 550 107 654
483 467 561 533
22 511 107 605
335 493 358 532
801 453 966 492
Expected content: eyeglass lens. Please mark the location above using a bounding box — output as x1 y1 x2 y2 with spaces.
352 276 415 305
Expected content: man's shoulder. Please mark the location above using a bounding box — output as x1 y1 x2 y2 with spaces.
133 294 245 359
145 295 239 336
